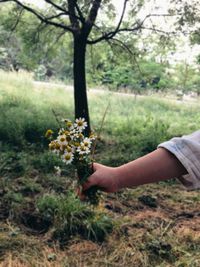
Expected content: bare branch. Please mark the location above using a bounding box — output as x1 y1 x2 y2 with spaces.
46 12 66 20
44 0 67 13
87 13 175 44
0 0 74 33
140 26 176 35
112 0 128 37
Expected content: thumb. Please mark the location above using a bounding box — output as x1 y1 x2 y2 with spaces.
92 162 103 172
82 163 102 191
82 174 97 191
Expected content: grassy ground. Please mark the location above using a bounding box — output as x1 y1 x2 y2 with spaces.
0 70 200 267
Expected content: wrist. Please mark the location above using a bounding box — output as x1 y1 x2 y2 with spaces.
114 165 131 190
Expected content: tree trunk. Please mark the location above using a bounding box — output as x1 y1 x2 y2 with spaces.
73 35 91 135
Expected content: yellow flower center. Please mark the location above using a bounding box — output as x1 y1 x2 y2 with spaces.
78 121 83 126
45 129 53 138
66 136 71 142
66 122 72 128
79 133 83 138
80 146 86 151
74 142 80 147
66 146 72 153
62 144 67 150
49 143 55 150
55 143 60 149
64 131 70 135
60 137 65 142
65 154 71 160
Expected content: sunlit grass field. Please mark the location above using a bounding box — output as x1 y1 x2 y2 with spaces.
0 70 200 267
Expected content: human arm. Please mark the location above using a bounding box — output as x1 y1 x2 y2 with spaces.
82 147 188 193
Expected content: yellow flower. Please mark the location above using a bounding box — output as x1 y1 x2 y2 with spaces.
64 130 70 135
66 121 73 129
78 133 84 139
49 141 56 150
55 143 61 150
66 145 73 153
74 142 80 147
45 129 53 138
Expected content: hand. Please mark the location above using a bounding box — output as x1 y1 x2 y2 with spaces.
80 163 121 196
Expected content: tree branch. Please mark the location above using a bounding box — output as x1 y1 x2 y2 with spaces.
67 0 80 31
44 0 67 13
74 0 85 23
140 26 176 35
45 0 83 25
87 0 102 27
0 0 74 33
87 13 175 44
46 12 66 20
111 0 128 38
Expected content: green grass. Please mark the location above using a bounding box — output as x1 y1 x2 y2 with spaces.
0 70 200 266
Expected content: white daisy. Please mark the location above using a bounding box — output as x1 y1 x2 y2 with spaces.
57 134 68 146
81 137 92 148
61 118 74 130
62 152 74 165
69 129 79 140
74 118 87 132
77 145 90 155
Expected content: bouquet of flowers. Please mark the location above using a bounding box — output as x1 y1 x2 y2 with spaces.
45 118 100 205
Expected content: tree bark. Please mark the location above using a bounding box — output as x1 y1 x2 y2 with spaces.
73 34 91 135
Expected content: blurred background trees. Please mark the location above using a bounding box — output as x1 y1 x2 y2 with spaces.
0 0 200 97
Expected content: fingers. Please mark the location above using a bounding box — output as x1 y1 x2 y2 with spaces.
82 177 95 191
78 163 105 199
76 186 86 201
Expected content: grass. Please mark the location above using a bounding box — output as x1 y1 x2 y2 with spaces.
0 70 200 266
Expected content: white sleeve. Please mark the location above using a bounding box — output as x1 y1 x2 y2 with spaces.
158 130 200 190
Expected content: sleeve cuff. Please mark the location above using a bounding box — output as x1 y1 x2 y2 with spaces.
158 139 200 190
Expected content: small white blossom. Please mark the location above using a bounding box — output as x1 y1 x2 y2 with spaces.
77 145 90 155
74 118 87 132
57 134 68 146
62 152 74 165
81 137 92 148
